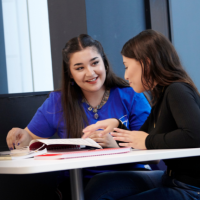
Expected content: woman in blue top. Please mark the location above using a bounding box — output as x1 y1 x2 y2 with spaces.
6 34 150 199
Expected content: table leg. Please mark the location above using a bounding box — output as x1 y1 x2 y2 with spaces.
70 168 84 200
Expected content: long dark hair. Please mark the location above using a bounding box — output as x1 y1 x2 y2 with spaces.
61 34 128 138
121 29 199 104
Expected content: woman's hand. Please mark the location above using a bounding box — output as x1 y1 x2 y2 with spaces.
6 127 33 149
82 118 119 139
111 128 149 150
89 131 119 148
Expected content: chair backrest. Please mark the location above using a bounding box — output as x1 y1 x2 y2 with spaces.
0 91 61 200
0 91 50 151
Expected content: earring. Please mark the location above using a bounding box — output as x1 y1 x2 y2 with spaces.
70 80 74 86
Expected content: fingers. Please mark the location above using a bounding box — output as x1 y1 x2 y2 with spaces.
6 128 21 149
82 119 119 139
88 132 96 139
91 137 105 143
97 127 113 137
11 128 22 148
111 129 132 137
111 131 132 143
89 130 102 138
113 128 128 133
15 132 27 147
89 131 107 142
90 136 107 148
87 126 114 138
112 130 133 147
7 129 15 149
82 126 105 139
83 122 105 133
112 136 131 143
82 128 97 139
118 142 133 147
89 132 110 147
85 131 103 140
111 131 129 138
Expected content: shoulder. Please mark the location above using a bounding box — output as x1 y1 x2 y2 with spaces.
47 91 62 102
111 86 136 98
111 86 149 106
166 82 191 91
40 91 62 111
165 82 199 103
111 86 137 103
165 82 196 97
49 91 62 98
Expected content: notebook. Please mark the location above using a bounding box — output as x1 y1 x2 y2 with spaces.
34 147 131 160
0 138 131 160
0 138 97 160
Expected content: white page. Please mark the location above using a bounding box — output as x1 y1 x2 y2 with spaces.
29 138 102 149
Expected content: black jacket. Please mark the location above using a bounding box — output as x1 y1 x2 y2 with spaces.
142 82 200 174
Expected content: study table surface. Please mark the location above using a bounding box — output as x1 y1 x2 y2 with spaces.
0 148 200 200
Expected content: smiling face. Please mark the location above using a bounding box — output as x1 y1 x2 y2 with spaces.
69 47 106 94
123 56 145 93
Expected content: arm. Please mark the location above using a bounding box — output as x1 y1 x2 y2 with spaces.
146 83 200 149
82 119 120 148
111 84 200 149
82 118 120 139
113 120 159 164
7 92 58 149
82 91 151 147
6 127 46 149
82 93 151 142
27 92 58 138
89 130 119 148
111 93 151 147
139 114 151 132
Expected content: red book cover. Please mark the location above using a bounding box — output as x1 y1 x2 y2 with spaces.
34 147 131 160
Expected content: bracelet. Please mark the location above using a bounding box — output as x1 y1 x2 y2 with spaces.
115 118 128 130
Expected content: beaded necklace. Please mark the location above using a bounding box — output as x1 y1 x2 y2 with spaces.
82 90 110 119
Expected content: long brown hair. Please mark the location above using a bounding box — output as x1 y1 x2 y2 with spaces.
121 29 199 104
61 34 128 138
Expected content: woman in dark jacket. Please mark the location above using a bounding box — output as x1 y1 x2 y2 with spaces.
83 29 200 200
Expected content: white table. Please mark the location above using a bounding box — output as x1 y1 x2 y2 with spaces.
0 148 200 200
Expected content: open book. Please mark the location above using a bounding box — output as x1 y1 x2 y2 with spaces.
29 138 102 151
30 138 131 160
0 138 98 160
0 138 131 160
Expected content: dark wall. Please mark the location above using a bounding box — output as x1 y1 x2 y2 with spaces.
85 0 146 79
47 0 171 84
47 0 88 90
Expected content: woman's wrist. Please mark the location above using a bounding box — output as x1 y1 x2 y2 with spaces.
115 118 128 130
